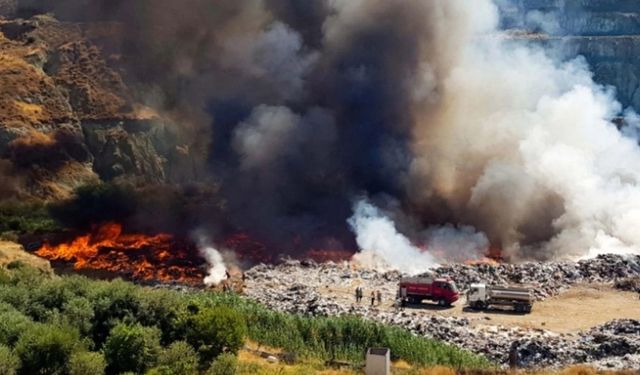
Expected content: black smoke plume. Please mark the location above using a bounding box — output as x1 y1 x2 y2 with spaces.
7 0 640 265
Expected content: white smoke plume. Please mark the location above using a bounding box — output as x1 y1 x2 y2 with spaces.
348 199 490 273
196 239 228 286
408 0 640 260
348 199 438 274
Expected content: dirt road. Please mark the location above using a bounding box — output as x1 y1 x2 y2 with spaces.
319 283 640 333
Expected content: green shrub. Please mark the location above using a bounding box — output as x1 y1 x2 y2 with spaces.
88 279 141 346
0 310 33 347
206 353 237 375
0 201 58 235
68 351 106 375
0 345 19 375
156 341 199 375
135 288 182 345
61 297 94 337
103 323 161 374
185 307 246 364
0 270 9 285
0 266 493 373
15 324 82 375
145 366 173 375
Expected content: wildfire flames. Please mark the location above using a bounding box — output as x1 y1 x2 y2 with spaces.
35 223 205 284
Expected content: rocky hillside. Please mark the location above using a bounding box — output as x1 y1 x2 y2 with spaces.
0 14 198 199
500 0 640 111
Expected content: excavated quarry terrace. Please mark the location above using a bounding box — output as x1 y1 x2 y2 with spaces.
243 254 640 369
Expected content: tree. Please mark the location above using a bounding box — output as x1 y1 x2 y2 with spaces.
185 307 246 364
0 345 19 375
103 323 161 374
15 324 82 375
68 351 106 375
206 353 237 375
155 341 199 375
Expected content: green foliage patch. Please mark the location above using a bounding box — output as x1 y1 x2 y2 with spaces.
0 265 493 374
0 200 58 236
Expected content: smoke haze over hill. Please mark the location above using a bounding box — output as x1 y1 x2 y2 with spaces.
4 0 640 268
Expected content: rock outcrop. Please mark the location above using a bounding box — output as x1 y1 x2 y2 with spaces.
0 15 197 199
500 0 640 111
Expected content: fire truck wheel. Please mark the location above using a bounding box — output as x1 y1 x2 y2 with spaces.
438 299 446 307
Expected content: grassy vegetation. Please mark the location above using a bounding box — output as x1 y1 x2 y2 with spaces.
0 263 493 374
0 200 59 238
0 183 137 240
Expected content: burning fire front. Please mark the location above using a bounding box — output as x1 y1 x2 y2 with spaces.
35 222 206 284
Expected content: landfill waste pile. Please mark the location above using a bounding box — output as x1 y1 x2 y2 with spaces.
244 255 640 369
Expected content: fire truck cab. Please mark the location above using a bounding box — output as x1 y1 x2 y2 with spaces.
398 276 459 307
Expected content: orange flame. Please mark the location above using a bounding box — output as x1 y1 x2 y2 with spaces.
35 223 204 284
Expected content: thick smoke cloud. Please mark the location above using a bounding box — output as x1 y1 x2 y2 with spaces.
408 3 640 261
349 199 438 274
10 0 640 264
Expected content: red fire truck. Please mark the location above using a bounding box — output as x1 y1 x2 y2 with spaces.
398 276 460 307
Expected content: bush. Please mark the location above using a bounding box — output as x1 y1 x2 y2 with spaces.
0 265 493 372
156 341 199 375
0 345 19 375
0 310 33 347
15 324 82 375
206 353 237 375
185 307 246 364
88 279 141 346
61 297 94 337
103 323 161 374
68 351 106 375
0 201 58 235
135 288 182 345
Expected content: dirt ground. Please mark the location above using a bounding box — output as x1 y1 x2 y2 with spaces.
0 240 51 272
319 283 640 334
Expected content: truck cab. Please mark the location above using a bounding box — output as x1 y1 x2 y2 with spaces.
466 283 487 306
399 277 460 307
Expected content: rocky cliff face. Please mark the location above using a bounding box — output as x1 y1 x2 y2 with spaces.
0 14 197 199
500 0 640 111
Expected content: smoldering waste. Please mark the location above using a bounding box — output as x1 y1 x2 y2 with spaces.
243 254 640 369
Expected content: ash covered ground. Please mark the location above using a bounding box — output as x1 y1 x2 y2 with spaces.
243 254 640 369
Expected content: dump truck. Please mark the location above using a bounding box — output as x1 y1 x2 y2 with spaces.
466 283 534 313
398 276 460 307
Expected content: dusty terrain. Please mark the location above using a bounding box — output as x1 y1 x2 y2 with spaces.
244 257 640 369
318 283 640 334
0 240 50 271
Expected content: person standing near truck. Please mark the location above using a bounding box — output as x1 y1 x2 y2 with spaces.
370 291 375 306
376 290 382 306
